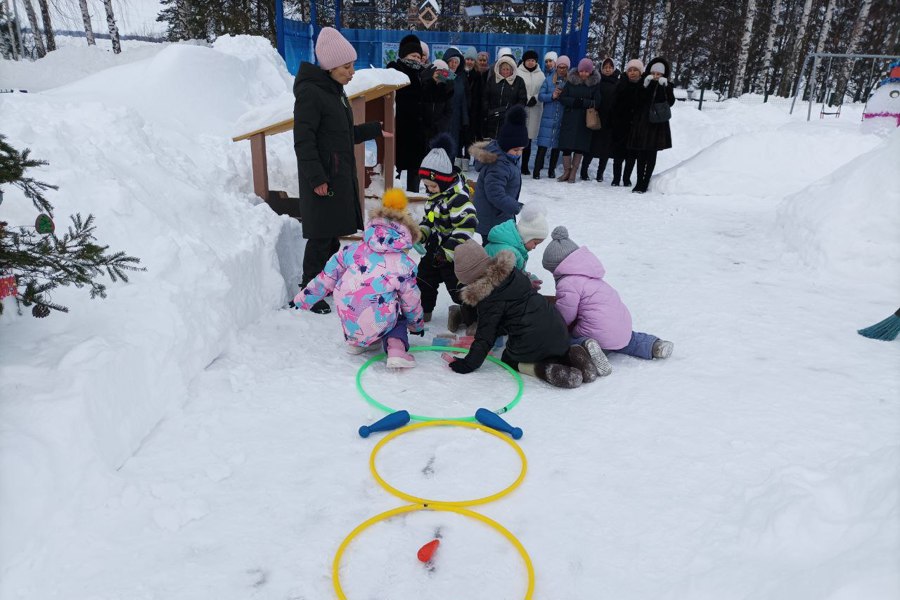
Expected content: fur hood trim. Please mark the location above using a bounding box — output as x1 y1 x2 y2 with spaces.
468 140 498 164
461 250 516 305
567 70 601 86
368 205 421 244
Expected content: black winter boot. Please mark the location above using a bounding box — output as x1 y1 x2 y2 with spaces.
535 362 583 388
548 149 560 178
567 345 599 383
580 157 592 181
532 146 547 179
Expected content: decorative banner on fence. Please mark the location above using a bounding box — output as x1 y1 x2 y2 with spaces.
382 43 399 67
418 0 440 29
431 44 452 62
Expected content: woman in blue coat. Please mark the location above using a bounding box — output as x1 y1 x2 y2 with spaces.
533 55 570 179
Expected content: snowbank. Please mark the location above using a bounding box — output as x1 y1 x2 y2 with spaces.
776 129 900 281
653 121 883 197
0 36 303 571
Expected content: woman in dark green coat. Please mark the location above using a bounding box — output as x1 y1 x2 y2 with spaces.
293 27 382 313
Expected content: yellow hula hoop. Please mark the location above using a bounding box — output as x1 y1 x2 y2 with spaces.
369 420 527 507
332 503 535 600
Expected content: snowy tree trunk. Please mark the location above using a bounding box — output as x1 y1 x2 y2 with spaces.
654 0 672 57
102 0 121 54
22 0 45 57
815 0 836 54
780 0 815 97
836 0 873 100
760 0 783 94
2 0 18 59
732 0 757 97
79 0 95 46
603 0 622 57
37 0 54 51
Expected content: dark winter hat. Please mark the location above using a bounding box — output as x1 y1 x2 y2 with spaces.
454 239 492 285
601 57 615 70
497 105 529 151
443 47 464 68
542 226 580 273
419 134 457 189
521 50 539 64
399 34 423 59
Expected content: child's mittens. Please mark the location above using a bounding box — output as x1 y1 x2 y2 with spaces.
658 76 668 87
526 271 542 291
449 358 475 374
408 317 426 336
413 242 426 255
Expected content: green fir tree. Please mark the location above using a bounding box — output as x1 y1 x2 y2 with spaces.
0 135 144 318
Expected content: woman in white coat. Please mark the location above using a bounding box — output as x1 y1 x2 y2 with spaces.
516 49 546 175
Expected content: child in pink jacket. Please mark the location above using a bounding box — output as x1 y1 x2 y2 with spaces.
292 189 426 368
542 226 674 367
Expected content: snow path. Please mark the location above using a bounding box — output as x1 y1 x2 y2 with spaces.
13 179 899 600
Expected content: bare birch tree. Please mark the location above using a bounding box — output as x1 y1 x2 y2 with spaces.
759 0 783 93
780 0 816 97
36 0 54 51
22 0 45 57
732 0 757 96
815 0 836 54
102 0 121 54
2 0 19 59
78 0 95 46
836 0 874 99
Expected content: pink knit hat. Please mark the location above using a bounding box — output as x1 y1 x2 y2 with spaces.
556 55 571 68
625 59 645 73
577 57 594 73
315 27 357 71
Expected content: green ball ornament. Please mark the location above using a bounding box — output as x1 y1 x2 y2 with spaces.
35 214 55 235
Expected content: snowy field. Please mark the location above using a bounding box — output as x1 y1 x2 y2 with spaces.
1 37 899 600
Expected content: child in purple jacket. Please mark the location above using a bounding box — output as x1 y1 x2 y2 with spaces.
292 189 426 368
542 226 674 370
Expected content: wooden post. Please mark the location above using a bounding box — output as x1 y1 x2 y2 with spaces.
249 132 269 200
351 95 367 222
383 91 396 192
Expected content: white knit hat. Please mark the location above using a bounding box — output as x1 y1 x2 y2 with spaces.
544 51 558 62
516 202 549 244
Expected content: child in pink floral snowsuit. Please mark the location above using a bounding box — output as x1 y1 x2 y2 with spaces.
292 189 426 368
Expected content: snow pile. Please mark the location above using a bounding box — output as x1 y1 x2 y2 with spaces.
653 121 883 197
0 36 303 570
776 129 900 281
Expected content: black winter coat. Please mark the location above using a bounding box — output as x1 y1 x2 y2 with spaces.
457 251 571 371
482 74 528 140
421 74 454 142
610 75 643 158
557 70 603 154
293 62 381 239
465 68 485 144
388 58 429 170
588 70 620 158
628 57 676 152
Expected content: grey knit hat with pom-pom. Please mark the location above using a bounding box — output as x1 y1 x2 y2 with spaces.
542 226 579 273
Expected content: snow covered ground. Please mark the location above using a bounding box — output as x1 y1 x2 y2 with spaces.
1 37 899 600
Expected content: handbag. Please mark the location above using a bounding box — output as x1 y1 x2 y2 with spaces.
585 106 602 130
648 84 671 123
649 101 671 123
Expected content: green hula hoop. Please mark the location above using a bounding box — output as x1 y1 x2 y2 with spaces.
355 345 524 422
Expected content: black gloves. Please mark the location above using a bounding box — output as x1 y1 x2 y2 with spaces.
449 358 475 374
527 97 537 107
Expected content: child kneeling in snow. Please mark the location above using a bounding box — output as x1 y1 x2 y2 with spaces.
542 226 674 367
416 134 479 332
484 202 548 289
292 189 426 368
445 240 603 388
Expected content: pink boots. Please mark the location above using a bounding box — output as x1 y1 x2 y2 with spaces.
386 337 416 368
